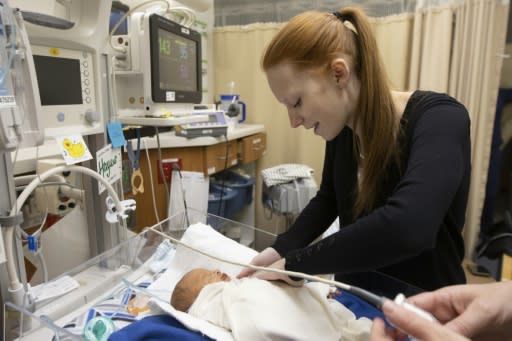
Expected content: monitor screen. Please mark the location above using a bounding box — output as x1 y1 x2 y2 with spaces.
33 55 83 106
158 28 198 92
149 14 202 104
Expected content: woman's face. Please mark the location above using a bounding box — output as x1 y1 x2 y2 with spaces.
265 61 354 141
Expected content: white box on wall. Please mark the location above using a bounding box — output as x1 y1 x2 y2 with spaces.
35 158 80 216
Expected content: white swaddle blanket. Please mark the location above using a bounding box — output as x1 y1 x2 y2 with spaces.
189 278 372 341
147 223 371 341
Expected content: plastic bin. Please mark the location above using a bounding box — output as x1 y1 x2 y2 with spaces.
213 170 255 213
207 183 238 219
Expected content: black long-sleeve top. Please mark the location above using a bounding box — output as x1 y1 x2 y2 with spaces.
272 90 470 292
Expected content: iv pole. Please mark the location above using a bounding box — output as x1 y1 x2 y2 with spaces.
0 153 19 338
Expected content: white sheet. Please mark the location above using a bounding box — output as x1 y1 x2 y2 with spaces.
146 223 371 341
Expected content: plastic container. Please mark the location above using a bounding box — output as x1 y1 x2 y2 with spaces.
207 183 238 219
213 170 255 213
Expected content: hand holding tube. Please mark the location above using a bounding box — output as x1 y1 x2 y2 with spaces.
251 258 304 287
237 247 281 279
370 281 512 341
371 299 469 341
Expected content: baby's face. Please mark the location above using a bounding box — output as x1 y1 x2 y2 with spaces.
188 268 231 293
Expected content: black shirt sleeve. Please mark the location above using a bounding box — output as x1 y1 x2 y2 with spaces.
282 97 470 279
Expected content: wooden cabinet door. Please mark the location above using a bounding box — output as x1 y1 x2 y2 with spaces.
240 133 266 164
203 140 238 175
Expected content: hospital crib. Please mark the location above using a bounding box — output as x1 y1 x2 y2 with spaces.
3 210 276 341
4 209 421 341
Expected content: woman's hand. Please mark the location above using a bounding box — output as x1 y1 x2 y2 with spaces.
237 247 281 279
252 258 304 287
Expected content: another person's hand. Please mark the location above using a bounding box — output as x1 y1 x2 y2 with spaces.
237 247 281 279
371 281 512 341
251 258 304 287
370 300 469 341
408 281 512 340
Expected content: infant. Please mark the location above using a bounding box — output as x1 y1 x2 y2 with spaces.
170 268 371 341
171 268 231 312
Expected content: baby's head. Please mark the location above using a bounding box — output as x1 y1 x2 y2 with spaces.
171 268 231 312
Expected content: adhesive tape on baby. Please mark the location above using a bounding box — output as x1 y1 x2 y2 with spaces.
84 316 116 341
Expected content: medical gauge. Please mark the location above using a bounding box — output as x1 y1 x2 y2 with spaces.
31 45 99 137
149 14 202 104
115 13 205 122
175 110 228 138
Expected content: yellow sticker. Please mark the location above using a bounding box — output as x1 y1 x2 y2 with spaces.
49 47 59 56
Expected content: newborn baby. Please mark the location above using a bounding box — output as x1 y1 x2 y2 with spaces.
172 268 231 312
170 268 371 341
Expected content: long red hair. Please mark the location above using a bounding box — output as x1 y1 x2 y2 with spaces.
262 7 400 216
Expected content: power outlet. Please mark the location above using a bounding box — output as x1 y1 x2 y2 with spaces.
157 158 182 184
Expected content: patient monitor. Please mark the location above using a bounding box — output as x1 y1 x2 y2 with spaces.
113 12 204 120
10 0 111 137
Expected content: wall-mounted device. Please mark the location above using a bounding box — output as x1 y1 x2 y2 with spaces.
10 0 112 138
31 45 99 137
115 13 206 125
0 6 43 151
34 158 80 216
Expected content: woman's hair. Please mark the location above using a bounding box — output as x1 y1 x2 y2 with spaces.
262 7 400 217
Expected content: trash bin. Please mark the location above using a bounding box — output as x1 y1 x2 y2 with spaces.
213 170 255 214
207 182 238 219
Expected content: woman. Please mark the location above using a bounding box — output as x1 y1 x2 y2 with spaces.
238 7 471 296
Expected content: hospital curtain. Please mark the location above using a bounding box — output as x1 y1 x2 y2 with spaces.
407 0 509 258
213 0 509 254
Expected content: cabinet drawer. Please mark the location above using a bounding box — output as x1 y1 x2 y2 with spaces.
240 133 266 164
204 140 238 175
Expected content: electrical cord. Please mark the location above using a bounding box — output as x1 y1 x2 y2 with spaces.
476 232 512 259
5 165 126 308
172 163 190 227
143 139 160 225
166 6 197 27
475 210 512 259
155 127 170 212
109 55 120 120
216 133 229 217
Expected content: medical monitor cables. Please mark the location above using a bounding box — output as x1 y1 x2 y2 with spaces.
4 165 132 308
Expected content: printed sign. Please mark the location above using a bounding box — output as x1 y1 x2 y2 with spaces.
96 144 122 194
